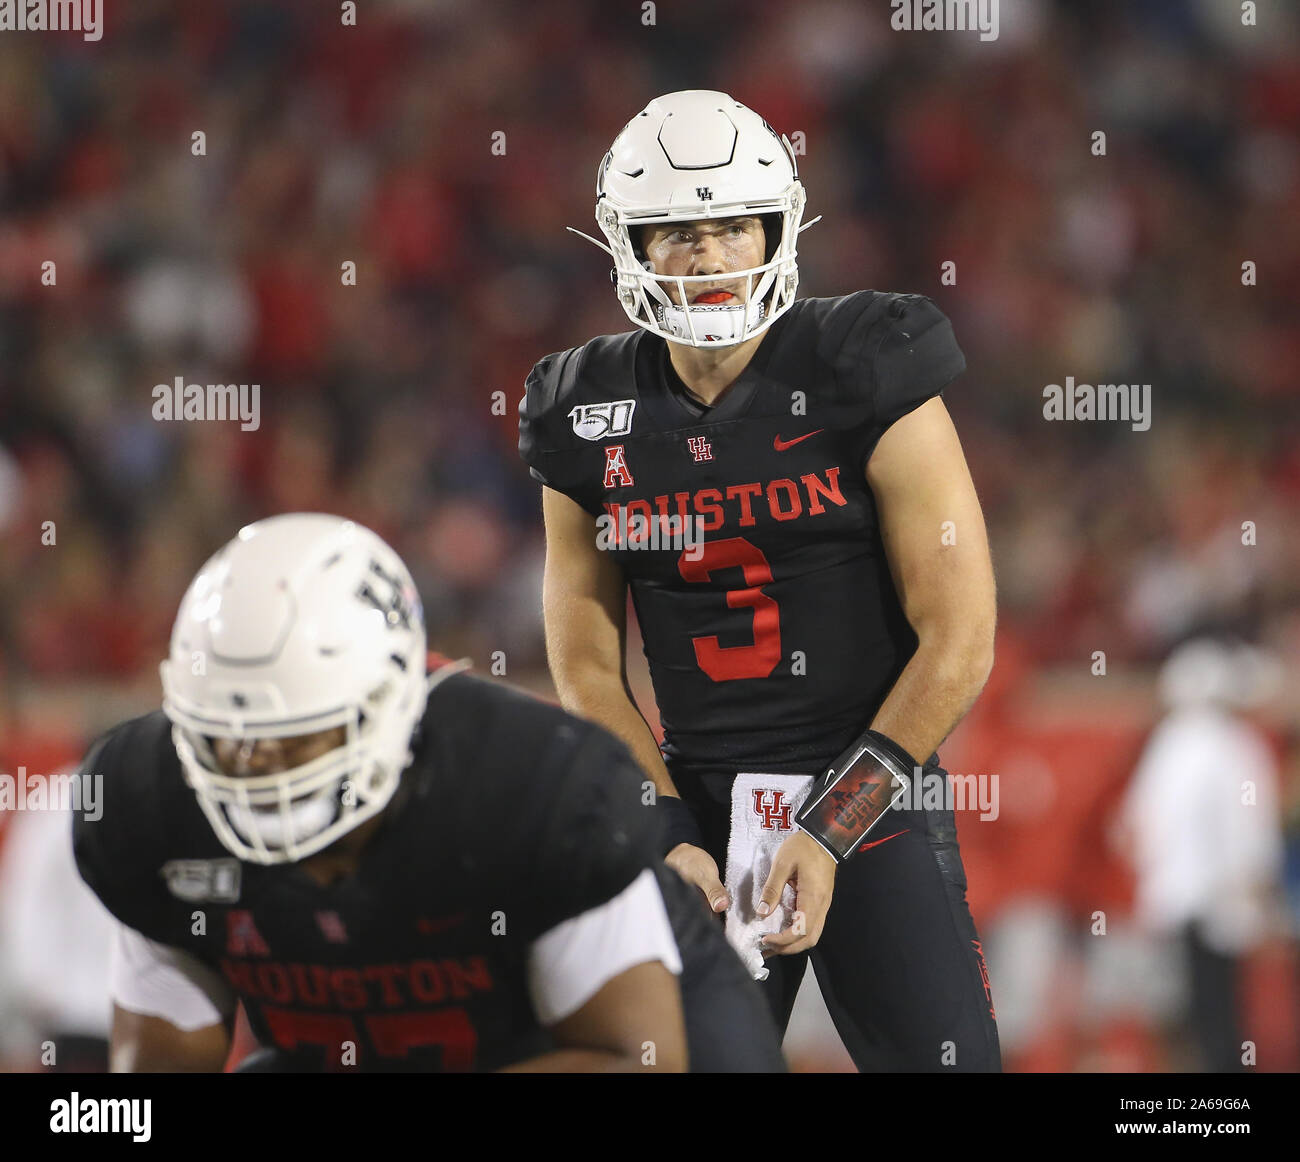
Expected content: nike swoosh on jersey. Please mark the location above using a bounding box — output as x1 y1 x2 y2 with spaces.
773 429 824 451
857 828 909 853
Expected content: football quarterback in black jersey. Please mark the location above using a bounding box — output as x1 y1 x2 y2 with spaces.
520 91 1001 1071
73 513 784 1072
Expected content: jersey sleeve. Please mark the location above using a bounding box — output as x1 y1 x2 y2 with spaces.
72 719 183 945
518 346 592 504
832 291 966 465
517 350 561 486
523 723 666 939
110 921 237 1031
525 867 682 1024
869 293 965 428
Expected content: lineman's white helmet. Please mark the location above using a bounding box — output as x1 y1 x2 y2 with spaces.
580 90 811 348
160 513 429 865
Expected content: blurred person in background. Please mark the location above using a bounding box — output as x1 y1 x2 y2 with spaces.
1118 636 1285 1072
0 788 115 1072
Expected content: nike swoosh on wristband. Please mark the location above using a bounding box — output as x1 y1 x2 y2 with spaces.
773 430 824 451
857 829 909 853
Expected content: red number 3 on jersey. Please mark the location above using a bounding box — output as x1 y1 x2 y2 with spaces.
677 538 782 682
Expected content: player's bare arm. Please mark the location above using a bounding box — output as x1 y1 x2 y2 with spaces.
541 484 729 912
540 484 667 787
109 1005 231 1073
501 960 687 1073
863 396 996 757
760 396 996 956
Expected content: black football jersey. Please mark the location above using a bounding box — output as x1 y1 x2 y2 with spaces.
73 670 666 1072
519 291 964 778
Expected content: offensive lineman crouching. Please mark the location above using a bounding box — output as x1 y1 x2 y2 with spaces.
73 514 784 1072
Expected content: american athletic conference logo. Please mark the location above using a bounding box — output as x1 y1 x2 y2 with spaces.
603 445 634 489
752 789 793 831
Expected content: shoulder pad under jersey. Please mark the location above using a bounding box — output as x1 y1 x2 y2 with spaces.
518 332 641 509
822 290 965 427
73 711 212 943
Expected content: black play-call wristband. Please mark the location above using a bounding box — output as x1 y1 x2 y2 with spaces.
795 729 917 863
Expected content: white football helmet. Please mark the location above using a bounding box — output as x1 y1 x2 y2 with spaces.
160 513 431 865
576 90 813 348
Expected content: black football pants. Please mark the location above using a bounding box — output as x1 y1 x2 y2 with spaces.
680 770 1002 1072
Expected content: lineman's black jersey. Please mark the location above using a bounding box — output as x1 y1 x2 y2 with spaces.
74 669 670 1072
520 291 964 778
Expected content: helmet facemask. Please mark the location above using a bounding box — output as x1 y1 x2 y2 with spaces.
593 185 806 349
165 670 420 866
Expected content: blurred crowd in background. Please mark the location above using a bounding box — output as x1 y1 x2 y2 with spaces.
0 0 1297 1072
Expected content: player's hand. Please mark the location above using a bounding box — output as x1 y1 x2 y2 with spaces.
666 843 730 914
757 830 836 956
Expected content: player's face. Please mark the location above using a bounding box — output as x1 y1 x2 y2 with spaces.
211 726 347 778
642 216 766 307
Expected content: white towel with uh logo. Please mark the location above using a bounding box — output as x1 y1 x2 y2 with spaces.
724 773 814 981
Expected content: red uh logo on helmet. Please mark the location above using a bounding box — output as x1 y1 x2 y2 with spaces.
752 789 792 831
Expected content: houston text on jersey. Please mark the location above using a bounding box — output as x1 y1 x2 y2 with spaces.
599 466 847 545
